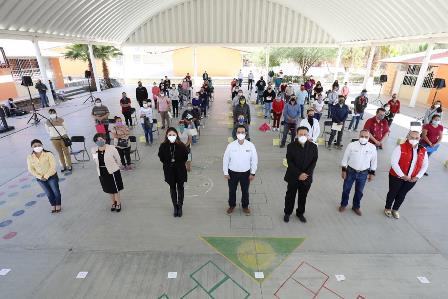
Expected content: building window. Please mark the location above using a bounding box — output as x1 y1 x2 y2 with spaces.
7 58 41 83
402 64 437 88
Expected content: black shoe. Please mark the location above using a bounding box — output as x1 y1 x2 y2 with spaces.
178 205 183 217
296 213 307 223
111 202 116 212
115 203 121 212
283 215 290 223
424 172 429 176
280 144 285 148
61 168 66 173
173 205 179 217
67 167 72 172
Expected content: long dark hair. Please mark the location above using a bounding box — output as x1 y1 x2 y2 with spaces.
163 127 182 144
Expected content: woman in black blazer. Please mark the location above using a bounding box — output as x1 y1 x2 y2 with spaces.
158 127 189 217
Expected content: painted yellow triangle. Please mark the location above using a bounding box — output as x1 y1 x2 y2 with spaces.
201 236 305 282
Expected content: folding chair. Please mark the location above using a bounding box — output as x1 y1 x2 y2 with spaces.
322 120 333 144
129 136 140 161
410 121 422 132
70 136 90 167
131 108 138 127
152 118 160 136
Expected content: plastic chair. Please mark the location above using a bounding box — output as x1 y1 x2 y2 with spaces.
129 136 140 161
70 136 90 167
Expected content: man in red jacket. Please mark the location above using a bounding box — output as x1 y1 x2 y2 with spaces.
385 131 428 219
272 96 285 131
363 108 390 149
387 93 400 114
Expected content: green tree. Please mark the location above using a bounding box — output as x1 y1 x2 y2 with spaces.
341 47 367 71
94 46 122 88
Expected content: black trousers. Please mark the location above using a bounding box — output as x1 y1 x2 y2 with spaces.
104 124 111 144
117 147 131 166
170 182 184 206
284 180 312 216
328 127 344 146
248 79 253 90
123 111 133 126
172 100 179 117
228 170 250 208
385 175 416 211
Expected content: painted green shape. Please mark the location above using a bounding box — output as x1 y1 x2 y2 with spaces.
157 294 170 299
201 236 305 282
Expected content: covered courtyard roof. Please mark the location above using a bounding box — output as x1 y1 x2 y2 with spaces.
0 0 447 46
380 49 448 66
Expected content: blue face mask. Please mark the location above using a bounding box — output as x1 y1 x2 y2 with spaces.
238 118 245 124
178 126 185 133
96 140 106 147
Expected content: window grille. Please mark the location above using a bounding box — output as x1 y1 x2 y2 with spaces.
7 58 41 83
402 64 437 88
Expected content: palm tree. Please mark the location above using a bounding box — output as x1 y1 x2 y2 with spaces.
64 44 122 90
64 44 97 91
94 46 122 88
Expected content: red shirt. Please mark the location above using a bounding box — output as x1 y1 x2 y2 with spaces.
120 97 131 113
388 99 400 114
152 86 160 97
272 99 285 114
422 123 443 145
363 117 390 143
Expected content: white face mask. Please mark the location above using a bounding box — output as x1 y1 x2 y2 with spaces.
359 137 369 145
143 104 148 108
432 120 441 126
95 102 101 107
434 104 441 108
168 135 177 143
408 139 419 146
385 107 390 111
49 114 57 119
236 133 246 141
298 136 307 144
33 146 43 153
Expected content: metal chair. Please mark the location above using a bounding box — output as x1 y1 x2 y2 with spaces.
322 120 333 144
130 108 138 127
129 136 140 161
152 118 159 136
70 136 90 167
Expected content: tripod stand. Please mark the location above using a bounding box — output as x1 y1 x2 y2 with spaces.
25 85 42 126
83 78 95 104
370 82 385 107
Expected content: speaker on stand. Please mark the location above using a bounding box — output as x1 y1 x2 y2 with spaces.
372 75 388 106
432 78 446 104
21 76 42 125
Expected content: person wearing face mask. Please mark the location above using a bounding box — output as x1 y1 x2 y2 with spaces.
233 96 251 135
111 116 132 170
169 84 180 118
45 109 72 172
363 108 390 149
299 109 321 144
272 96 285 131
199 87 209 118
152 82 161 109
387 93 400 115
283 126 318 223
92 98 111 144
348 89 368 131
140 101 154 145
313 81 323 99
136 81 148 107
223 125 258 216
263 86 276 119
120 92 133 127
280 96 301 148
232 90 244 107
158 128 189 217
248 70 254 90
420 114 444 176
92 133 123 212
383 104 395 127
178 121 193 172
158 95 172 129
339 130 377 216
326 87 339 118
255 76 266 104
423 101 443 124
327 95 349 149
312 93 324 121
341 82 350 98
385 131 429 219
27 139 62 213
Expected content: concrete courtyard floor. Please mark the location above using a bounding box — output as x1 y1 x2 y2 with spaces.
0 86 447 298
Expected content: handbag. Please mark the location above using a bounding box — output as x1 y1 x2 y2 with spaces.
48 119 72 147
117 138 129 148
143 117 153 129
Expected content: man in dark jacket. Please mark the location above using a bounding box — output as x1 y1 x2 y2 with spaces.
135 81 148 107
163 76 171 96
348 89 368 130
35 79 49 108
283 126 318 223
255 77 266 104
327 95 350 149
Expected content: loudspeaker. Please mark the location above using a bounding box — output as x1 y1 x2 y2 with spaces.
85 70 91 79
433 78 446 89
380 75 388 83
21 76 33 86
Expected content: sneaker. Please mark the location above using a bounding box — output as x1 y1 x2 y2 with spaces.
226 207 235 215
242 208 251 216
283 214 290 223
384 209 392 218
392 210 400 219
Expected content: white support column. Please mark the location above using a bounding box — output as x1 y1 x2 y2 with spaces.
333 46 342 82
32 39 55 106
88 44 101 92
362 46 376 90
265 46 270 78
193 46 198 88
409 43 434 107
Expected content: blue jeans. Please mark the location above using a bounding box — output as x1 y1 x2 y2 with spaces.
142 123 153 143
348 115 360 130
264 102 272 118
341 168 368 209
299 104 304 119
37 174 61 207
256 90 264 104
39 92 49 108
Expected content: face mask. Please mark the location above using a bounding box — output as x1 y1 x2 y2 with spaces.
143 104 148 108
308 115 314 119
116 122 123 126
95 102 101 107
240 101 245 105
377 115 385 120
236 133 246 141
178 126 184 133
435 104 441 109
168 135 177 143
408 139 419 146
49 114 57 119
432 120 441 126
33 146 43 153
238 118 245 124
298 136 307 144
95 140 106 147
361 92 366 96
359 137 369 145
385 107 390 111
187 106 192 111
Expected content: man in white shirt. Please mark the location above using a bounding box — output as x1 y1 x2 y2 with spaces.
299 109 321 144
223 125 258 216
238 70 244 87
248 71 254 90
339 130 377 215
385 131 429 219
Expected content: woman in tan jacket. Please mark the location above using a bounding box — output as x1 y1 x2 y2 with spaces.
45 108 72 172
27 139 62 213
91 133 123 212
111 116 132 170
